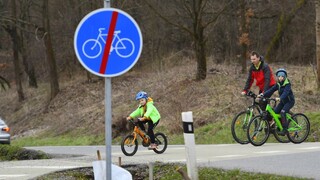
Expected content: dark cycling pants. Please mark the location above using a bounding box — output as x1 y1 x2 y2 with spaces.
274 100 295 128
274 100 295 114
137 119 160 143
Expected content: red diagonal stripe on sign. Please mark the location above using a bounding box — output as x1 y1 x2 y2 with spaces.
99 11 118 74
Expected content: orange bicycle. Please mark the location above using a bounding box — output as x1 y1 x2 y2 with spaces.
121 119 168 156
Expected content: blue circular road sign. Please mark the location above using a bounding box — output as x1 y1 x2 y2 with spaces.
74 8 143 77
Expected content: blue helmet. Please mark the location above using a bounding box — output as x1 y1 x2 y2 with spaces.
276 68 287 78
135 91 148 100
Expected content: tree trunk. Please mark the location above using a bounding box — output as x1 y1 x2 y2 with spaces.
19 0 38 88
19 30 38 88
194 34 207 80
11 31 25 101
316 0 320 89
43 0 60 100
10 0 25 101
193 0 207 81
239 0 248 74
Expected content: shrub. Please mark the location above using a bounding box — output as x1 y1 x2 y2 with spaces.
0 145 50 161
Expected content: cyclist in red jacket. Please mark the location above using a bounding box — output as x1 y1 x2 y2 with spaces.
241 51 276 110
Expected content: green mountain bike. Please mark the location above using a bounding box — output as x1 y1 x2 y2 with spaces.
247 97 310 146
231 91 290 144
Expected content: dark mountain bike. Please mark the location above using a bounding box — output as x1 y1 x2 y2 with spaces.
247 97 310 146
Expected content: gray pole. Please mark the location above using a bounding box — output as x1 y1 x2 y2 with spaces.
104 2 112 180
105 78 112 180
104 0 110 7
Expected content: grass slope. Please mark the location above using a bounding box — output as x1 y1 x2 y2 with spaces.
0 60 319 146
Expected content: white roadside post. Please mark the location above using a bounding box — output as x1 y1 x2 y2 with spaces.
104 2 112 180
182 111 198 180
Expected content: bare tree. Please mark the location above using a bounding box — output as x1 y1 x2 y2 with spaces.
265 0 306 62
141 0 234 80
316 0 320 89
19 0 37 88
238 0 253 73
42 0 59 100
3 0 25 101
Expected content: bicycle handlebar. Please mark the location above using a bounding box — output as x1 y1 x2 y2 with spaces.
246 91 278 102
260 97 277 103
128 119 136 125
129 119 143 126
246 91 257 99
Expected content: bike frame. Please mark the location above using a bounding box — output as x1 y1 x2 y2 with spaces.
246 101 262 119
248 91 264 114
242 93 263 126
265 101 301 132
126 120 150 145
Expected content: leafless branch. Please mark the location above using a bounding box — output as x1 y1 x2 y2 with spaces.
203 0 235 28
141 0 193 36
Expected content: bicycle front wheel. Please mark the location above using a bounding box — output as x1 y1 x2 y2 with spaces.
231 111 252 144
121 135 138 156
153 132 168 154
247 115 270 146
273 111 295 143
287 113 310 144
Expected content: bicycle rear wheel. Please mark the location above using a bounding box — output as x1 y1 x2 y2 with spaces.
272 122 289 143
247 115 270 146
231 111 252 144
153 132 168 154
121 135 138 156
287 113 310 144
273 129 290 143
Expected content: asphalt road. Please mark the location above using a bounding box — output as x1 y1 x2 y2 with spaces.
1 142 320 179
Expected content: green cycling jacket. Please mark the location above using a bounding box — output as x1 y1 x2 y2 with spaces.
129 98 160 123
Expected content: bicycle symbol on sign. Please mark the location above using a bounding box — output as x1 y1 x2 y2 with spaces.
82 28 135 59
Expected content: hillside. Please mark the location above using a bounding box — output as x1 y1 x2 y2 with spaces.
0 59 320 143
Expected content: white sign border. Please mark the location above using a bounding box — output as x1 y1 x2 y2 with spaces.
74 8 143 77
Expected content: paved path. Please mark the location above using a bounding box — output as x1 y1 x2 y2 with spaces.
0 143 320 179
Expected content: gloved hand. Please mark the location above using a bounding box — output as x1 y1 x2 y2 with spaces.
241 91 246 95
126 117 131 121
138 117 145 121
257 93 264 98
275 97 280 101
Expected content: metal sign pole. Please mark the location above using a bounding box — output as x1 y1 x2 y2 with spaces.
104 0 110 7
105 77 112 180
75 1 141 178
104 2 111 180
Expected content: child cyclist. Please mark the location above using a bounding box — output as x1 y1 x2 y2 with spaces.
258 68 295 135
126 91 161 149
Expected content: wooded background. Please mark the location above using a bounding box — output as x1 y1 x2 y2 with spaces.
0 0 319 102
